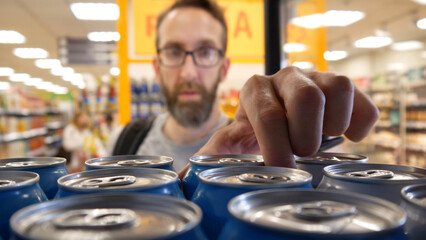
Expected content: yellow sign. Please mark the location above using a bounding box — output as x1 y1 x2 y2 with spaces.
131 0 264 62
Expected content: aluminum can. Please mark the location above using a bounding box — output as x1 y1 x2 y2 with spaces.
0 157 69 199
10 193 207 240
295 152 368 187
401 183 426 240
56 168 184 199
317 163 426 204
218 189 407 240
182 154 264 199
0 171 47 240
191 166 312 240
85 155 175 172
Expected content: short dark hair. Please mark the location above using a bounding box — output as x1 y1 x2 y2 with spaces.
156 0 228 52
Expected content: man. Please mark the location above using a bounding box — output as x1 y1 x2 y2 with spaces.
112 0 379 176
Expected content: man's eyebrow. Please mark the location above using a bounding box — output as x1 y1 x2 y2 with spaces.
161 42 185 48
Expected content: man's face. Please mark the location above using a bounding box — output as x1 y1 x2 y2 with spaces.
154 7 229 127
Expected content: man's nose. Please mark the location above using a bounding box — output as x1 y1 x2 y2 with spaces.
179 54 198 82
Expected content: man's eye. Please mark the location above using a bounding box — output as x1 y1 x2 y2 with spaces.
198 48 213 57
166 49 182 57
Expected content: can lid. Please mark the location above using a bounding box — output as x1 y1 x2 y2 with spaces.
85 155 173 169
323 163 426 183
10 193 202 239
0 157 66 169
295 152 368 165
0 171 39 191
401 183 426 208
189 154 264 167
228 189 406 236
199 166 311 188
58 168 178 191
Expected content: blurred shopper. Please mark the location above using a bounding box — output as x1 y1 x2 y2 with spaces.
110 0 379 176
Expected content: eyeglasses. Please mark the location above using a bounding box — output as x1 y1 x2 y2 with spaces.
157 46 224 68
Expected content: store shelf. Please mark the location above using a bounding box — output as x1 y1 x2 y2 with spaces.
28 147 47 157
0 127 48 143
45 121 65 130
44 134 62 145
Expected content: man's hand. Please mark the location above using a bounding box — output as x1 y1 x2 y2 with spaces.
178 67 379 178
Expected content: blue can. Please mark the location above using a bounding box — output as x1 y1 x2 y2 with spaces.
10 193 208 240
55 168 184 199
219 189 407 240
295 152 368 188
85 155 175 172
0 157 69 199
318 163 426 204
182 154 264 199
191 166 312 240
401 183 426 240
0 171 47 240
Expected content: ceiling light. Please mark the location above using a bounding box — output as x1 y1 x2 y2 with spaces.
51 67 74 76
9 73 30 82
35 59 62 69
63 73 83 82
0 30 26 44
0 82 11 90
110 67 120 76
13 48 48 59
290 14 323 29
417 18 426 29
0 67 14 76
292 61 314 70
70 3 119 21
283 43 307 53
391 41 424 51
354 36 393 48
411 0 426 5
24 78 43 86
324 10 365 27
35 81 54 90
324 50 348 61
88 32 120 42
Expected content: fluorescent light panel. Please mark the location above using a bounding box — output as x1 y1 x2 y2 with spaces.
292 61 314 70
9 73 30 82
283 43 307 53
354 36 393 48
391 41 424 51
51 67 74 76
291 10 364 29
0 30 26 44
0 67 14 76
324 50 348 61
0 82 11 90
417 18 426 29
70 3 119 21
88 32 120 42
13 48 48 59
110 67 120 76
35 59 61 69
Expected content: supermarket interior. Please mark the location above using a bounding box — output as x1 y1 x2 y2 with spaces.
0 0 426 171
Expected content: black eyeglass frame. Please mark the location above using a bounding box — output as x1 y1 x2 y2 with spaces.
157 47 224 68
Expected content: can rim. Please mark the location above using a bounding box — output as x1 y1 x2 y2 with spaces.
10 193 203 240
198 166 312 188
57 168 179 192
0 157 66 169
189 154 264 166
295 152 368 165
0 171 39 191
401 183 426 208
227 189 406 236
322 163 426 184
85 155 173 169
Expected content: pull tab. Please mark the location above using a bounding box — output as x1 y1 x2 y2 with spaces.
218 158 253 164
117 160 151 166
80 175 136 188
237 173 290 183
5 161 42 167
53 208 136 229
291 201 356 221
0 180 16 187
346 170 394 179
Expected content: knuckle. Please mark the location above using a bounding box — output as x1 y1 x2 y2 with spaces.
294 84 325 109
257 105 286 125
330 75 355 93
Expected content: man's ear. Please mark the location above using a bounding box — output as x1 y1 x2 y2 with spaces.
219 57 230 83
152 57 162 85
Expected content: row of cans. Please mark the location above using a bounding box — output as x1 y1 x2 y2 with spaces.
1 153 425 239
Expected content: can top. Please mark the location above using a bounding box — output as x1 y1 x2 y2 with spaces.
10 193 202 240
401 183 426 208
199 166 311 188
58 168 178 192
295 152 368 165
0 157 66 169
85 155 173 169
228 189 406 236
189 154 264 167
0 171 39 191
323 163 426 184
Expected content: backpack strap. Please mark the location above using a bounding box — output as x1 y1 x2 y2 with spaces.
112 116 156 155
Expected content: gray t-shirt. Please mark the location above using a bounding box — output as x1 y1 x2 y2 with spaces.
136 112 229 171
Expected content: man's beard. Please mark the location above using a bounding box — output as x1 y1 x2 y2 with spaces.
161 77 220 128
